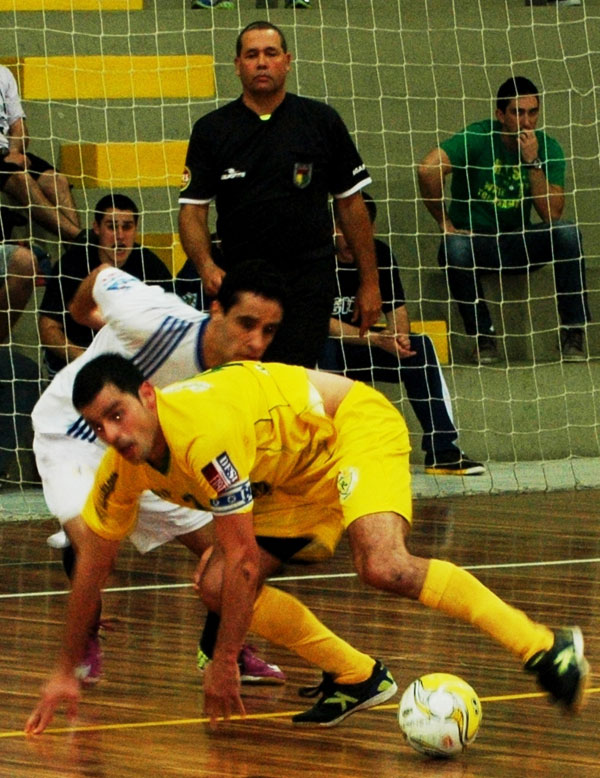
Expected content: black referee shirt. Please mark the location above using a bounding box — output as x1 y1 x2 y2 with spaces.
179 93 371 269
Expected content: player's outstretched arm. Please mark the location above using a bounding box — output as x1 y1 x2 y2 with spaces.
201 511 260 728
25 671 81 735
69 263 112 328
24 528 120 734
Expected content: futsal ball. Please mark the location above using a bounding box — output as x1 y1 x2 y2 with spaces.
397 673 482 758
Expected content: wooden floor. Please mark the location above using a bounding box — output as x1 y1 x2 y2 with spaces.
1 489 599 777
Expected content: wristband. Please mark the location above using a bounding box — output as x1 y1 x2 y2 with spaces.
525 157 543 170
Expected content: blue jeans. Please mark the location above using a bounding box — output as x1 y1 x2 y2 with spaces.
0 348 42 476
437 221 590 335
318 333 460 462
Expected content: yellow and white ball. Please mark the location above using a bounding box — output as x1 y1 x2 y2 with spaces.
398 673 482 757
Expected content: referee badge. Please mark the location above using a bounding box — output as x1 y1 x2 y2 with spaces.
293 162 313 189
180 166 191 191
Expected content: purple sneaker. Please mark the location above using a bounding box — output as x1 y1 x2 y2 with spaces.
75 632 103 685
238 644 285 684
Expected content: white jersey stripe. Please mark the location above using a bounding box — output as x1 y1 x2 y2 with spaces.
67 315 200 444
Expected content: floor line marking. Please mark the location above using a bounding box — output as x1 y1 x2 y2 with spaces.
1 556 599 601
3 687 598 740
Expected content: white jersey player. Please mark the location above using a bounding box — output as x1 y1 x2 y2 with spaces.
33 260 286 683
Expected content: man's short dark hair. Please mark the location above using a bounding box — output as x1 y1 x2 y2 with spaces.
236 21 288 57
72 353 144 411
217 260 287 314
496 76 539 113
94 194 140 226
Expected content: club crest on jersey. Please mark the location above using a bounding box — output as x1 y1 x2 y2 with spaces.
180 166 191 191
293 162 312 189
202 452 239 493
337 467 358 501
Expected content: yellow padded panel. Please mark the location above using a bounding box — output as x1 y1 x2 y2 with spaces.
410 320 449 365
60 140 188 188
10 55 213 100
0 0 142 10
143 233 187 276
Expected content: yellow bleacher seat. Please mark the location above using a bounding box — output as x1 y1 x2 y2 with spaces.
410 320 449 364
0 1 142 11
5 55 213 100
143 233 187 276
61 140 188 188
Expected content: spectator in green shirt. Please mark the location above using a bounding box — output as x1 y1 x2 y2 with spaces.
418 76 590 364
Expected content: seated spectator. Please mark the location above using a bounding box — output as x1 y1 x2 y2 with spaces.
39 194 174 377
318 193 484 476
0 64 81 242
418 76 590 364
175 233 224 311
0 216 43 480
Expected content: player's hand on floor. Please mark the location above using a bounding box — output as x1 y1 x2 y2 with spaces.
25 671 80 735
203 658 245 729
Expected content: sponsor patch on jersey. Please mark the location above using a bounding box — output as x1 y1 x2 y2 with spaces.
353 163 366 176
180 166 191 191
210 479 253 514
103 273 139 292
293 162 313 189
220 167 247 181
337 466 359 501
202 452 239 493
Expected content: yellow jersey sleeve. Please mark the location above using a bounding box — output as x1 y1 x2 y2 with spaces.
159 383 256 516
81 447 143 541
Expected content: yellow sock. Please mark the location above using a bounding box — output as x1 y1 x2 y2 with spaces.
419 559 553 663
250 585 375 684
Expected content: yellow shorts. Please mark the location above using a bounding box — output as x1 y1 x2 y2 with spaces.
253 381 412 560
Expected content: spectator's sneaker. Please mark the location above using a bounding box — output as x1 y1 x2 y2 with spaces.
560 328 586 361
292 660 397 726
75 632 103 685
239 644 285 684
525 626 589 711
197 646 211 672
286 0 311 6
424 454 485 476
47 529 71 549
191 0 234 7
471 335 499 364
197 643 285 684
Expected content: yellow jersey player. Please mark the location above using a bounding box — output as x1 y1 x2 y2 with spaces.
26 358 588 733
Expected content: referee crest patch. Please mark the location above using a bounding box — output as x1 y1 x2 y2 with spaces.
293 162 312 189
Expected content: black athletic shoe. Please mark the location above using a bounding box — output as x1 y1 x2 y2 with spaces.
424 455 485 476
292 660 398 726
525 626 589 711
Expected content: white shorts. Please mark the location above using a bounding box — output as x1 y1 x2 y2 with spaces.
33 433 212 553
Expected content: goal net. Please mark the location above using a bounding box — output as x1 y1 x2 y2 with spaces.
0 0 599 519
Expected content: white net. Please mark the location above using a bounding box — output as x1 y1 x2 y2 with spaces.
0 0 599 517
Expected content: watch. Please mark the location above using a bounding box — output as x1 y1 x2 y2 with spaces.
526 157 543 170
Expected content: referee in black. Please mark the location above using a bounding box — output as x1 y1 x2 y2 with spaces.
178 20 381 368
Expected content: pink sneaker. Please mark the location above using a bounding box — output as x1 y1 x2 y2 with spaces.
75 632 103 685
238 644 285 684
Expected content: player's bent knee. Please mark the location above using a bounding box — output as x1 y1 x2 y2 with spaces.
356 553 422 598
9 246 37 277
